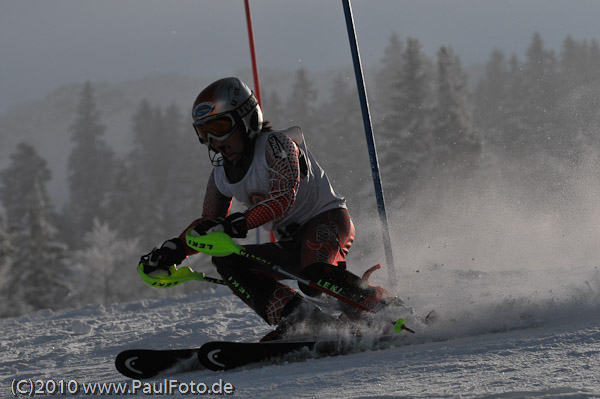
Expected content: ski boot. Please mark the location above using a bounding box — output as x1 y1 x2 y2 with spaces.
328 263 403 319
260 295 340 342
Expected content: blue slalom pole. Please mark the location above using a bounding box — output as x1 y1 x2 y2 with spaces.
342 0 397 288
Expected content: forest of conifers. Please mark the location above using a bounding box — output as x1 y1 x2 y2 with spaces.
1 32 598 317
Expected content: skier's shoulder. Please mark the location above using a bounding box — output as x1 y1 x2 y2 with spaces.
262 126 304 147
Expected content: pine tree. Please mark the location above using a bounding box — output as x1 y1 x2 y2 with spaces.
0 204 16 317
0 143 69 316
64 81 116 248
585 39 600 83
379 37 434 202
373 32 404 120
0 143 53 230
17 182 69 312
318 74 369 207
160 103 209 234
262 90 286 128
502 53 530 158
0 204 13 264
559 35 588 90
521 32 559 154
104 158 138 240
473 49 511 151
117 101 162 244
559 36 600 88
431 46 481 175
108 100 197 249
556 36 600 157
286 68 320 134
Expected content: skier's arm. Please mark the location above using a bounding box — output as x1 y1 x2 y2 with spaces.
200 170 233 220
141 171 231 273
245 132 301 229
178 170 232 254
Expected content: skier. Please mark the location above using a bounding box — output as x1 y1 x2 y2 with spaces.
140 77 389 339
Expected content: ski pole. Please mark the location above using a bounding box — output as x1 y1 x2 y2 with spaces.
138 246 373 313
138 231 414 333
187 231 376 314
251 255 374 313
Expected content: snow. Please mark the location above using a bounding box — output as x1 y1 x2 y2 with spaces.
2 265 600 398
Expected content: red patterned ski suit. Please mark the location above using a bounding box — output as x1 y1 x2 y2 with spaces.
179 127 354 325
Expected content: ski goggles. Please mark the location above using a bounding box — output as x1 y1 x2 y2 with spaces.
193 114 237 145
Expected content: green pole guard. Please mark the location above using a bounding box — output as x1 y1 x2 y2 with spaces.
138 263 213 288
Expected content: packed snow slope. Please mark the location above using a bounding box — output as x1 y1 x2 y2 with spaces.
2 262 600 398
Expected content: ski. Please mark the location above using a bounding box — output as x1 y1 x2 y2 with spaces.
114 315 426 378
115 340 325 378
115 347 203 379
197 340 321 371
115 325 420 378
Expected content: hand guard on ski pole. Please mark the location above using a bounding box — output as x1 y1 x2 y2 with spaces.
137 261 225 288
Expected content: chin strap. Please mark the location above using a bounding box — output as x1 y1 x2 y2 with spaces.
208 146 224 166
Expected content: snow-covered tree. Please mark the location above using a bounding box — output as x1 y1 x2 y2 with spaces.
0 204 13 263
0 205 16 317
0 143 69 316
0 143 54 230
71 219 143 304
64 82 116 248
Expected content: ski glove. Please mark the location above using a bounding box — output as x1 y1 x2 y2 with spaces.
192 213 248 238
140 238 186 277
191 218 222 236
221 212 248 238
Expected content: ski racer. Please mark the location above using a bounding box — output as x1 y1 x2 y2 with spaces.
139 77 388 338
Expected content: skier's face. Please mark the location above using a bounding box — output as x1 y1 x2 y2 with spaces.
210 126 245 162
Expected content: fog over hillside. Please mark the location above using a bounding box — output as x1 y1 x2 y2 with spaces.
0 68 349 206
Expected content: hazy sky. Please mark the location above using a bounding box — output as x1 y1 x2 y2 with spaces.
2 0 600 112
